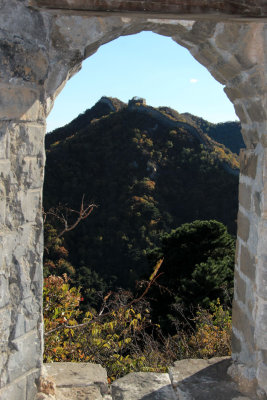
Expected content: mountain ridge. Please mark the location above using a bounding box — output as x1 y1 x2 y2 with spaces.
46 96 244 159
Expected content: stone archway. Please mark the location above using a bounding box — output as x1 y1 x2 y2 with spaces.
0 1 266 399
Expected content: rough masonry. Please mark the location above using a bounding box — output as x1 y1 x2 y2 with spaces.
0 1 266 399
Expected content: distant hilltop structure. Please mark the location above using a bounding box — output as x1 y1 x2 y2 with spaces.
128 96 146 106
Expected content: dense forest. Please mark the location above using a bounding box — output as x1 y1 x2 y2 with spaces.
44 97 242 305
43 97 243 375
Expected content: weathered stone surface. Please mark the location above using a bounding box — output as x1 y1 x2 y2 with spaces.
239 183 252 211
240 150 258 179
232 331 242 355
234 103 249 124
30 0 267 18
246 100 267 123
27 370 41 400
255 301 267 350
237 211 250 242
0 86 44 121
7 330 42 381
44 362 108 395
235 269 247 304
253 191 261 216
0 376 27 400
111 372 177 400
169 358 246 400
232 300 255 356
240 245 256 281
257 361 267 397
56 385 103 400
228 362 258 399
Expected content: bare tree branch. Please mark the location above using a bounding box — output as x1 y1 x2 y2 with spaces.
43 195 98 237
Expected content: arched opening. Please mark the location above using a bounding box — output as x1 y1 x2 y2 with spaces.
46 31 238 132
43 30 244 394
1 5 266 398
42 17 267 398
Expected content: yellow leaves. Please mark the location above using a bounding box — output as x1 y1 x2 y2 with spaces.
91 327 100 337
187 300 232 358
129 319 138 328
149 258 163 282
43 274 169 382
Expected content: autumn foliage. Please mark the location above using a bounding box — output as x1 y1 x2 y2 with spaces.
43 274 232 380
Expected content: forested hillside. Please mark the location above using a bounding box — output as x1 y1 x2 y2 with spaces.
43 98 242 372
44 97 240 299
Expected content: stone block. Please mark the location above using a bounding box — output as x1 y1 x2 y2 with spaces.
0 308 11 386
224 86 243 103
56 386 103 400
240 245 256 281
111 372 177 400
21 157 44 189
0 307 11 347
10 123 45 158
0 275 10 308
0 160 11 183
255 301 267 350
234 103 249 124
262 351 267 365
0 182 7 226
7 330 42 381
0 86 43 121
0 128 9 159
26 369 41 400
239 183 252 211
227 71 266 99
254 191 261 216
235 238 240 266
17 189 42 224
213 55 241 82
235 269 247 304
191 42 219 72
256 362 267 400
0 377 27 400
169 357 245 400
232 300 255 353
44 362 108 395
239 149 258 179
13 311 39 340
240 127 259 150
190 21 217 44
257 256 267 300
215 24 243 51
237 211 250 242
228 362 258 399
232 331 242 354
246 99 267 123
0 38 48 85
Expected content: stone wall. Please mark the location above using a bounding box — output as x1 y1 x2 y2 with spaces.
0 1 266 398
30 0 267 18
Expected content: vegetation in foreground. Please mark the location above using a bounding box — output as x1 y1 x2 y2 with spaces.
43 218 234 381
43 274 232 381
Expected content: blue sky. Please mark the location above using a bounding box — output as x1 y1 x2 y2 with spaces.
47 31 238 132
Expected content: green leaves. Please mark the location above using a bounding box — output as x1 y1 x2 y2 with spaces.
147 220 235 331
